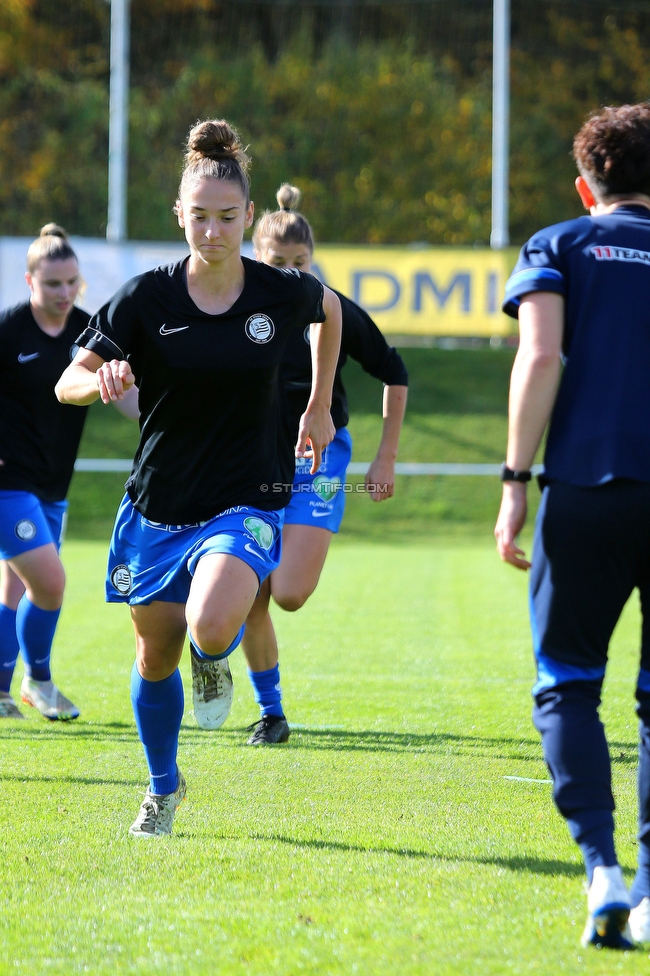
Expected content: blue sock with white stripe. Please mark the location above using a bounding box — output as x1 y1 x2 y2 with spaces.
130 664 184 796
248 664 284 718
17 597 59 682
0 604 19 693
190 623 245 661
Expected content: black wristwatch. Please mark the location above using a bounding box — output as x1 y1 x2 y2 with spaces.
500 463 532 483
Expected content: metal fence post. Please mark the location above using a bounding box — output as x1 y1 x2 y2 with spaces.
491 0 510 249
107 0 130 243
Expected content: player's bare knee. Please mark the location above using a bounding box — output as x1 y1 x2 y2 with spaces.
135 642 178 681
191 617 235 656
273 588 310 612
28 572 65 610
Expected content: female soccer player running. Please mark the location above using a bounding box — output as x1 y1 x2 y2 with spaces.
190 185 408 743
496 103 650 949
0 225 103 720
55 121 341 836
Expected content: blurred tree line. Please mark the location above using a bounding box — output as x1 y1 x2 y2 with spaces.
1 0 650 246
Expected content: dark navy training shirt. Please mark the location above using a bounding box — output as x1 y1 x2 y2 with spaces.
503 205 650 486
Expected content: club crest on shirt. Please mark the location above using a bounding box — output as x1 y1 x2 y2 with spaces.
110 563 132 594
244 314 275 344
14 519 37 542
303 325 311 345
69 343 80 361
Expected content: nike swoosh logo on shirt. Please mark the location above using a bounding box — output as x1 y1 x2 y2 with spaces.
159 324 189 335
244 543 265 560
312 509 332 517
17 352 40 363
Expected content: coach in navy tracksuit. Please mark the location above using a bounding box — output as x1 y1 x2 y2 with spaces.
495 103 650 951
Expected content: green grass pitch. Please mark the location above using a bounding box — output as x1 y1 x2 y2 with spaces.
0 537 646 974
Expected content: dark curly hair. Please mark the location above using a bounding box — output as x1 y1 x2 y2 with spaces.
573 103 650 198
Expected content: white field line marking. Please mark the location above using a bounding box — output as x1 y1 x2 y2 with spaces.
504 775 552 784
290 724 346 731
75 459 544 477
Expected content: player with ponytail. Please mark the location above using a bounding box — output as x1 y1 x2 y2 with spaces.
191 184 408 742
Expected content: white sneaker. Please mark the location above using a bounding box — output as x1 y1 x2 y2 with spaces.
20 676 79 721
129 769 187 837
629 896 650 944
0 691 25 719
581 865 634 950
191 650 233 730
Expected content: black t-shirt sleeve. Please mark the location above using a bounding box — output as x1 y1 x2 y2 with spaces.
0 310 10 370
339 293 409 386
76 277 142 361
294 270 325 325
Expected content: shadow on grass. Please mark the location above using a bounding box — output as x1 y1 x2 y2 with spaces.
0 719 213 745
221 726 546 761
206 831 585 878
0 772 142 787
1 722 636 766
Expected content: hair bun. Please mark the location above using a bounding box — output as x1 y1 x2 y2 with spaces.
276 184 302 212
185 119 250 172
39 222 69 241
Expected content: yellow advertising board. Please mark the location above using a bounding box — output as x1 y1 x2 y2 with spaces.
310 246 514 337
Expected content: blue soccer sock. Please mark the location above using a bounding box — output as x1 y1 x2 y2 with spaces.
16 597 60 682
130 664 184 796
190 623 245 661
248 663 284 718
0 604 19 693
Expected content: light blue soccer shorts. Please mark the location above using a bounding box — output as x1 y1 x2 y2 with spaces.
284 426 352 534
0 489 68 560
106 495 284 605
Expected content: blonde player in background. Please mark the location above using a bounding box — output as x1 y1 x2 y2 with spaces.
190 184 408 744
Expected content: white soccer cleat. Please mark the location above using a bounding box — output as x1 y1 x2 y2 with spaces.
20 676 79 721
0 691 25 719
129 769 187 837
191 650 234 730
581 865 634 950
629 896 650 944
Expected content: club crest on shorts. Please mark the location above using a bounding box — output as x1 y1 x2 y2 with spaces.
313 475 340 502
244 314 275 344
243 516 274 550
14 519 37 542
110 564 132 595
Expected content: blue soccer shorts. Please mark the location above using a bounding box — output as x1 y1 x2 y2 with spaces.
106 495 284 605
283 426 352 534
0 489 68 560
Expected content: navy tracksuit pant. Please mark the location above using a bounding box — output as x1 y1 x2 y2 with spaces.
530 479 650 900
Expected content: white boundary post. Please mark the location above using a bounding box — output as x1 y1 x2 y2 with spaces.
107 0 130 243
490 0 510 249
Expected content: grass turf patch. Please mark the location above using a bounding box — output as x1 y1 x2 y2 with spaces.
0 538 644 973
